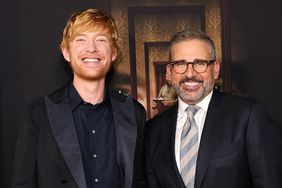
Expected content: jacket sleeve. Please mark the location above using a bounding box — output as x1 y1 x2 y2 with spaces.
11 100 43 188
144 119 161 188
132 99 147 188
246 101 282 188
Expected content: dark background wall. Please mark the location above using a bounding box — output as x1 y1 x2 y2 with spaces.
229 0 282 126
0 0 281 187
0 1 106 187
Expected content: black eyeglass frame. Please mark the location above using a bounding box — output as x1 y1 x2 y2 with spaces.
169 59 216 73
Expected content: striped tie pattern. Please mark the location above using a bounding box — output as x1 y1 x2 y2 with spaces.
180 105 200 188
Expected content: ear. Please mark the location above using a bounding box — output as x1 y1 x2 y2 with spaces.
166 64 172 82
61 46 70 62
111 47 117 62
213 61 221 79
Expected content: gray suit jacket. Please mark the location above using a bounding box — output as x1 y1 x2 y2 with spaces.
12 84 146 188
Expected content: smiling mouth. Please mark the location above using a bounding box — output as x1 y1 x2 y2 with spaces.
180 78 203 85
82 58 101 63
179 78 203 91
183 81 199 87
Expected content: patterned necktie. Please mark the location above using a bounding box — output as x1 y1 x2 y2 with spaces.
180 105 200 188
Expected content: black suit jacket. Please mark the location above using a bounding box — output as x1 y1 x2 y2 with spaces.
145 90 282 188
12 84 146 188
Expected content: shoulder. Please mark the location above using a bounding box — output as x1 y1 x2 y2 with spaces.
47 84 69 103
108 89 128 102
27 84 68 114
146 104 178 131
213 90 258 108
26 97 46 117
213 90 270 119
109 89 146 114
132 98 146 114
149 104 178 121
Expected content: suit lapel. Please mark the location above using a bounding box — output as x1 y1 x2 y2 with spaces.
154 104 187 187
110 93 137 188
167 104 188 188
45 86 87 188
195 91 224 188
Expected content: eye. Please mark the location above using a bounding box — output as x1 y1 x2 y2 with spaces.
194 60 208 66
195 61 206 66
74 37 86 42
96 36 109 43
97 39 106 42
96 38 106 42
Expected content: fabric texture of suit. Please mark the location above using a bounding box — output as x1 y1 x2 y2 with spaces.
145 90 282 188
12 84 146 188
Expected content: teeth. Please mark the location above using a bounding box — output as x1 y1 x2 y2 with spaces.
183 82 198 86
83 58 99 62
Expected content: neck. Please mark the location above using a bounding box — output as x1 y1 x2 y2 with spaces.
73 77 105 105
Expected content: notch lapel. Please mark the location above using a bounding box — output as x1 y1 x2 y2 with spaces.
195 91 224 188
45 93 87 188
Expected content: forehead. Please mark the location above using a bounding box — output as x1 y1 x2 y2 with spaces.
73 24 111 36
74 30 110 38
171 39 211 60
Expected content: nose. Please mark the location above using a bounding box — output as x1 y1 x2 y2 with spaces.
86 40 97 53
184 64 197 77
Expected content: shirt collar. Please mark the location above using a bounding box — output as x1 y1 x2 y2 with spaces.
178 90 213 116
69 83 83 111
68 83 111 111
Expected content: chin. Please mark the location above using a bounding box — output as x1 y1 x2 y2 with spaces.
78 73 105 81
180 91 204 104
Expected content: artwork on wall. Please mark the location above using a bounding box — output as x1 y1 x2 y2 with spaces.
110 0 227 118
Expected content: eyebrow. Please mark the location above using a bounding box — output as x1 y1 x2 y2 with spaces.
73 34 87 38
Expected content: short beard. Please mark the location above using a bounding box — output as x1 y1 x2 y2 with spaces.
171 76 212 104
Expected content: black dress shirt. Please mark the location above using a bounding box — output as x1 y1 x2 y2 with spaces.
68 84 121 188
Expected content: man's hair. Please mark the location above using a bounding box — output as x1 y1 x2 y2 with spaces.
60 8 119 53
169 30 216 60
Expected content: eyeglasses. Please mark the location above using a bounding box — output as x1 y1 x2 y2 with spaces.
170 59 216 74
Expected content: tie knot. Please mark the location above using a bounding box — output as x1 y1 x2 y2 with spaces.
186 105 200 116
